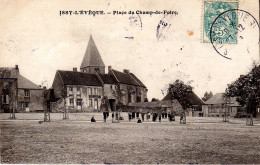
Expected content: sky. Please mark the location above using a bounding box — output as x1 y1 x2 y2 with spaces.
0 0 259 100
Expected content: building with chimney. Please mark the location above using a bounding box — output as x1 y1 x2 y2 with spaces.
50 35 147 112
0 65 45 113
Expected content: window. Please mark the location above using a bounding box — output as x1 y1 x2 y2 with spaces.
77 99 82 106
24 90 30 97
88 88 92 95
69 99 74 106
19 102 23 108
110 85 113 90
95 68 100 73
77 87 80 92
2 95 9 104
69 87 73 91
25 102 29 108
89 99 93 106
94 88 97 95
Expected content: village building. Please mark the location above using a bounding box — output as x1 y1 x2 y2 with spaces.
162 90 204 117
202 93 245 117
0 65 45 113
50 35 148 112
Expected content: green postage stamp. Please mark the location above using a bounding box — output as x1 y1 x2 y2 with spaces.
203 0 238 43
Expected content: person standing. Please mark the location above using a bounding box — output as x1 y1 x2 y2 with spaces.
112 112 114 122
103 112 107 122
141 113 145 121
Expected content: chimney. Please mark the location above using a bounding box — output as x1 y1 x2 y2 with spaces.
73 67 77 72
108 66 112 70
123 69 130 74
15 65 19 74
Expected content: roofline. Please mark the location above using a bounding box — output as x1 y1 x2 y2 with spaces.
94 72 104 86
18 88 44 90
128 73 141 86
110 69 119 83
57 70 65 86
64 84 102 87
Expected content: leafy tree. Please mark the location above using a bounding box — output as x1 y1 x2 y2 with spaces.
224 63 260 117
209 91 213 98
168 79 193 110
202 91 213 102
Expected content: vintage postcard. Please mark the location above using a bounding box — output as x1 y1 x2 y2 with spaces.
0 0 259 164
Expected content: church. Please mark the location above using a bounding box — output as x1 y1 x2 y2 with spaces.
49 35 148 112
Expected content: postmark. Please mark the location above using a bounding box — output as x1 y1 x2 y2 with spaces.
156 15 173 41
210 9 260 59
129 14 142 30
203 0 238 43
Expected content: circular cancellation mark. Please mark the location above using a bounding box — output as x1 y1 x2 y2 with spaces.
210 9 260 60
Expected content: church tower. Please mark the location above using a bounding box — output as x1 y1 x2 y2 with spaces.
80 35 105 74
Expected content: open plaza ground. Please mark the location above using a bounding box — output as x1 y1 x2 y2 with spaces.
0 113 260 164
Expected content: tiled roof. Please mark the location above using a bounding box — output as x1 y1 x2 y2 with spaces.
97 74 117 84
129 73 146 87
58 70 102 86
80 35 105 69
110 69 146 87
162 91 205 106
205 93 241 106
18 75 42 89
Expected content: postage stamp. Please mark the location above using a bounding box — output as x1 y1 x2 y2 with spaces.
203 0 238 43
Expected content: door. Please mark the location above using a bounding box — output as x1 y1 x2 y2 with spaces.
25 102 29 112
94 100 98 110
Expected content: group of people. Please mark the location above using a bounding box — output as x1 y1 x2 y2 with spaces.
128 112 176 123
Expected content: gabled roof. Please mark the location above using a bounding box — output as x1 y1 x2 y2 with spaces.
162 91 204 106
18 75 42 89
205 93 241 106
80 35 105 69
97 74 117 84
57 70 102 86
110 69 146 87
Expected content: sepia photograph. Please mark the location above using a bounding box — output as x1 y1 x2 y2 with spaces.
0 0 259 164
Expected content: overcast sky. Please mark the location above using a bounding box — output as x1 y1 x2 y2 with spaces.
0 0 259 100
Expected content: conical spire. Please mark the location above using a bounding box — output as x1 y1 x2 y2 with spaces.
80 35 105 69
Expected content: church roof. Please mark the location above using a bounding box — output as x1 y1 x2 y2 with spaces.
80 35 105 69
57 70 102 86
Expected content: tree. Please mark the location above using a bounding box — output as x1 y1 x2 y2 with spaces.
224 63 260 125
168 79 193 109
168 79 193 124
202 91 213 102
